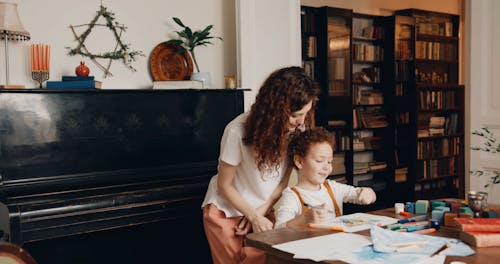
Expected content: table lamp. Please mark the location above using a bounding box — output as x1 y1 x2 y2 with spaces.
0 2 30 88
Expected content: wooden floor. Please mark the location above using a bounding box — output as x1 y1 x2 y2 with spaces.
23 217 212 264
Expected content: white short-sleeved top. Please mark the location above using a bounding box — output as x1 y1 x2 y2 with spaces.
201 113 286 217
274 179 361 229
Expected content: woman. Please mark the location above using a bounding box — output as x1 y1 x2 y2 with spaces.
202 66 320 264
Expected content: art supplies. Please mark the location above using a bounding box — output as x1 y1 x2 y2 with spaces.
397 214 428 223
303 202 335 214
306 212 398 233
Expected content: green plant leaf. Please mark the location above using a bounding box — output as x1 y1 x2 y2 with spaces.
173 17 186 28
166 17 222 72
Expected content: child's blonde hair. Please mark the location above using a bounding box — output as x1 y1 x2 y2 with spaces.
287 127 335 169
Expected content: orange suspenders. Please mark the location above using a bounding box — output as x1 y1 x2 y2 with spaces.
291 182 342 217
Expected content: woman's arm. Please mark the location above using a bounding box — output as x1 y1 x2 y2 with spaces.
217 160 273 233
258 166 292 214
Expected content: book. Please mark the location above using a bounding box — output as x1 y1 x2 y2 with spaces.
459 231 500 247
454 218 500 232
62 76 95 82
46 80 95 89
153 80 203 89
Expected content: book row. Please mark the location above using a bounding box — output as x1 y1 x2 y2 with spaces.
353 107 388 129
416 136 461 159
415 41 457 61
415 156 462 180
417 90 459 110
352 43 383 62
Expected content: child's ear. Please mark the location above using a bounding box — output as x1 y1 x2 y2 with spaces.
293 155 303 169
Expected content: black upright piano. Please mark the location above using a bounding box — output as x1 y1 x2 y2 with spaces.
0 89 244 263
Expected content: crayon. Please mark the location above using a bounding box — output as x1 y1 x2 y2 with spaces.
307 223 344 232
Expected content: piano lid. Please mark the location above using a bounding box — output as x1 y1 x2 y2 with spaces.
0 89 244 183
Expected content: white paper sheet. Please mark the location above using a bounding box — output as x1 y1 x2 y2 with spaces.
312 212 399 232
272 232 372 261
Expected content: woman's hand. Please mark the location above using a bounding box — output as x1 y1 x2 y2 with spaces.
235 204 274 235
235 214 274 235
234 216 252 236
303 204 328 224
248 214 274 233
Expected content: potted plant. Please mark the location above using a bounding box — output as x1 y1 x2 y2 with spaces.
471 127 500 187
167 17 222 87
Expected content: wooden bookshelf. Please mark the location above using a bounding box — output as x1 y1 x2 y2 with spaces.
301 6 394 212
392 9 464 200
301 6 464 207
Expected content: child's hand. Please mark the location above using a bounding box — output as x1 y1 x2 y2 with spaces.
303 204 328 224
357 188 376 204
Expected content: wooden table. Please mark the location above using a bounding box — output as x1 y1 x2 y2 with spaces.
246 208 500 264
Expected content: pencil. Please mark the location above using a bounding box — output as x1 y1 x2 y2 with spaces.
307 223 344 232
431 243 448 256
303 203 335 214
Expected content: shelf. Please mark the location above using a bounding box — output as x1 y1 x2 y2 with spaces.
353 147 385 153
416 174 460 183
353 126 389 131
354 104 384 107
352 82 381 86
416 34 459 42
417 108 462 112
415 59 458 64
352 36 383 43
352 60 382 65
416 153 461 161
416 83 464 88
417 133 463 140
353 168 389 176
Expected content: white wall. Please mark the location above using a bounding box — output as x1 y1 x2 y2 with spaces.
468 0 500 203
236 0 301 109
1 0 236 89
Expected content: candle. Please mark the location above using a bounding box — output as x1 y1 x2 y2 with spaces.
30 44 34 71
35 44 40 71
41 44 46 71
30 44 51 72
46 45 50 71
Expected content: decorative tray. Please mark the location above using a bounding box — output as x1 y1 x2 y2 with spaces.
150 42 193 81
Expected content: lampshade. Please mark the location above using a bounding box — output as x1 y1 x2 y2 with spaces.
0 2 30 41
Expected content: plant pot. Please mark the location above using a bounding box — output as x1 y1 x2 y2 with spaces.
191 72 211 88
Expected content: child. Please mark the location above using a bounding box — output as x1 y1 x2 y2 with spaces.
274 127 376 229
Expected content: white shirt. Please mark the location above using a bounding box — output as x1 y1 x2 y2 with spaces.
274 179 361 229
201 113 286 217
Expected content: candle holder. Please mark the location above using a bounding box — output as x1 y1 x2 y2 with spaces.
31 71 49 88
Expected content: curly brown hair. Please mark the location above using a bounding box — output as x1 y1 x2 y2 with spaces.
243 66 320 172
288 127 335 170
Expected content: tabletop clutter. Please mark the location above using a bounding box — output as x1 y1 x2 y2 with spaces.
271 195 500 263
394 196 500 248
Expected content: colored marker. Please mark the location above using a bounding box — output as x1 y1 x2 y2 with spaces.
397 214 428 223
307 223 344 232
399 211 411 217
413 227 437 234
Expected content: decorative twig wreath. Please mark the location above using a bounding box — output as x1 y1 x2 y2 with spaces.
67 5 143 77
